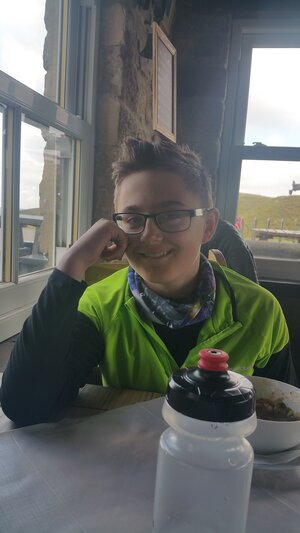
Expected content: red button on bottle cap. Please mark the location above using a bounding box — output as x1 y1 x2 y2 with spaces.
198 348 229 372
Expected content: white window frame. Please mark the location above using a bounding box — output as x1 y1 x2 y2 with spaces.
218 19 300 283
0 0 99 341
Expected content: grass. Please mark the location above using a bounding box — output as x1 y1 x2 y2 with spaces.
237 193 300 240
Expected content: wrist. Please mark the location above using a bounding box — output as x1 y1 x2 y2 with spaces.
57 251 86 282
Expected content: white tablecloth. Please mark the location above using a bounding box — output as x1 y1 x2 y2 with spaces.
0 398 299 532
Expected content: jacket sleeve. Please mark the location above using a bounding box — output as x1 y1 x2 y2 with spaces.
0 269 104 425
253 342 298 387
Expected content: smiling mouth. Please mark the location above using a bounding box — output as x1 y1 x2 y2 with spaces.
140 250 172 259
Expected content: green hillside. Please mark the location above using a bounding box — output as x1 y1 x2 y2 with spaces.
236 193 300 239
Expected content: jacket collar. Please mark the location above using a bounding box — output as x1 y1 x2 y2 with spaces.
124 263 243 366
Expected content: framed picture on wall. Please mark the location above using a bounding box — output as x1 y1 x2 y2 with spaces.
152 22 177 142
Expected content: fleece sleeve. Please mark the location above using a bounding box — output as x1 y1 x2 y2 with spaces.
253 342 298 386
0 269 104 425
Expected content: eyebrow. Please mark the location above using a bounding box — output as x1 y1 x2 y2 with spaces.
119 201 187 212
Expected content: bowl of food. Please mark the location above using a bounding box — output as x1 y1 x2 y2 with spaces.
247 376 300 454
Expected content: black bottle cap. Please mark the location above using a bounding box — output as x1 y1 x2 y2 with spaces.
166 349 255 422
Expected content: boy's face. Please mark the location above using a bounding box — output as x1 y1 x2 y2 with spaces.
115 170 219 298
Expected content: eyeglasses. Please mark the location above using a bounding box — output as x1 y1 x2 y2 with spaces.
112 208 213 234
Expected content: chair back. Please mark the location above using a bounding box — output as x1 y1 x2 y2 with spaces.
208 249 227 267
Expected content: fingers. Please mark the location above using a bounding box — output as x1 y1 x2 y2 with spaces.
58 219 128 281
100 239 127 261
99 223 128 260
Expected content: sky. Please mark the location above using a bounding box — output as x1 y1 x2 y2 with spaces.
240 160 300 198
0 0 46 94
0 0 47 210
1 5 300 209
245 49 300 148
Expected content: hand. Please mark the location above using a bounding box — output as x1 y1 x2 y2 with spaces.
57 219 128 281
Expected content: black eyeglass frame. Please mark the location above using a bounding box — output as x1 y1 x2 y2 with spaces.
112 208 214 234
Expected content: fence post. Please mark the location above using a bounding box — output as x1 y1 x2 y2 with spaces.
252 217 257 240
241 217 244 237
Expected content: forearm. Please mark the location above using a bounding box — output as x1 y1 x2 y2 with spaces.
0 269 102 425
57 218 129 281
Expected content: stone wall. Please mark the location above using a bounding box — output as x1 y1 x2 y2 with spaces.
93 0 176 220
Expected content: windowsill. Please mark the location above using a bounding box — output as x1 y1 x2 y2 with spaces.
255 256 300 284
260 278 300 298
0 270 52 342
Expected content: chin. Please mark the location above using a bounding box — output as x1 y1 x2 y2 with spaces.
134 267 175 285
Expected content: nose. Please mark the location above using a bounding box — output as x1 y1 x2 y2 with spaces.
140 216 164 242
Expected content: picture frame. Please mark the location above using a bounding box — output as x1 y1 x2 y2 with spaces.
152 22 177 142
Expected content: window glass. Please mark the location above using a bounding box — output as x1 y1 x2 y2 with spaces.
0 0 59 101
19 117 74 277
245 48 300 147
236 160 300 266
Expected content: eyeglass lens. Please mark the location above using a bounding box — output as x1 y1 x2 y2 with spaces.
115 211 192 233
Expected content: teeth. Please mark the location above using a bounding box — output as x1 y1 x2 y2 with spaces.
144 251 169 258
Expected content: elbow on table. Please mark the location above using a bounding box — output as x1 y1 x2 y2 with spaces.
1 389 43 426
1 367 80 425
0 381 56 426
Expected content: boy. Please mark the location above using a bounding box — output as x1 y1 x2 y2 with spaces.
1 136 297 424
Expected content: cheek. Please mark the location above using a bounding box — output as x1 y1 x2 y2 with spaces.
168 237 202 262
178 229 203 252
124 236 139 257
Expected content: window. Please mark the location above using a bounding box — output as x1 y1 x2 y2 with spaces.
19 118 75 277
218 21 300 283
0 0 98 340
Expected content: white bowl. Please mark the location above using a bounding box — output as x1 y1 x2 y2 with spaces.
247 376 300 454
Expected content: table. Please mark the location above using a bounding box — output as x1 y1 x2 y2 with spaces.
0 379 299 532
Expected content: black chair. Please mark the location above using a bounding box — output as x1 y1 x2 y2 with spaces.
202 218 259 283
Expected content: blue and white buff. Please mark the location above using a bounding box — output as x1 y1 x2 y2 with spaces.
128 254 216 329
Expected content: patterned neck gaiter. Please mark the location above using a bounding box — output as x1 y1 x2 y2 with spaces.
128 254 216 329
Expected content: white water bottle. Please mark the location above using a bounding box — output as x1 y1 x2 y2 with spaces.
153 348 257 533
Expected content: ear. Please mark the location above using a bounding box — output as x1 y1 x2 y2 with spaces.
201 208 220 244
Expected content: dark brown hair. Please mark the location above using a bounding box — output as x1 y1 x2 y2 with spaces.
112 135 213 207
